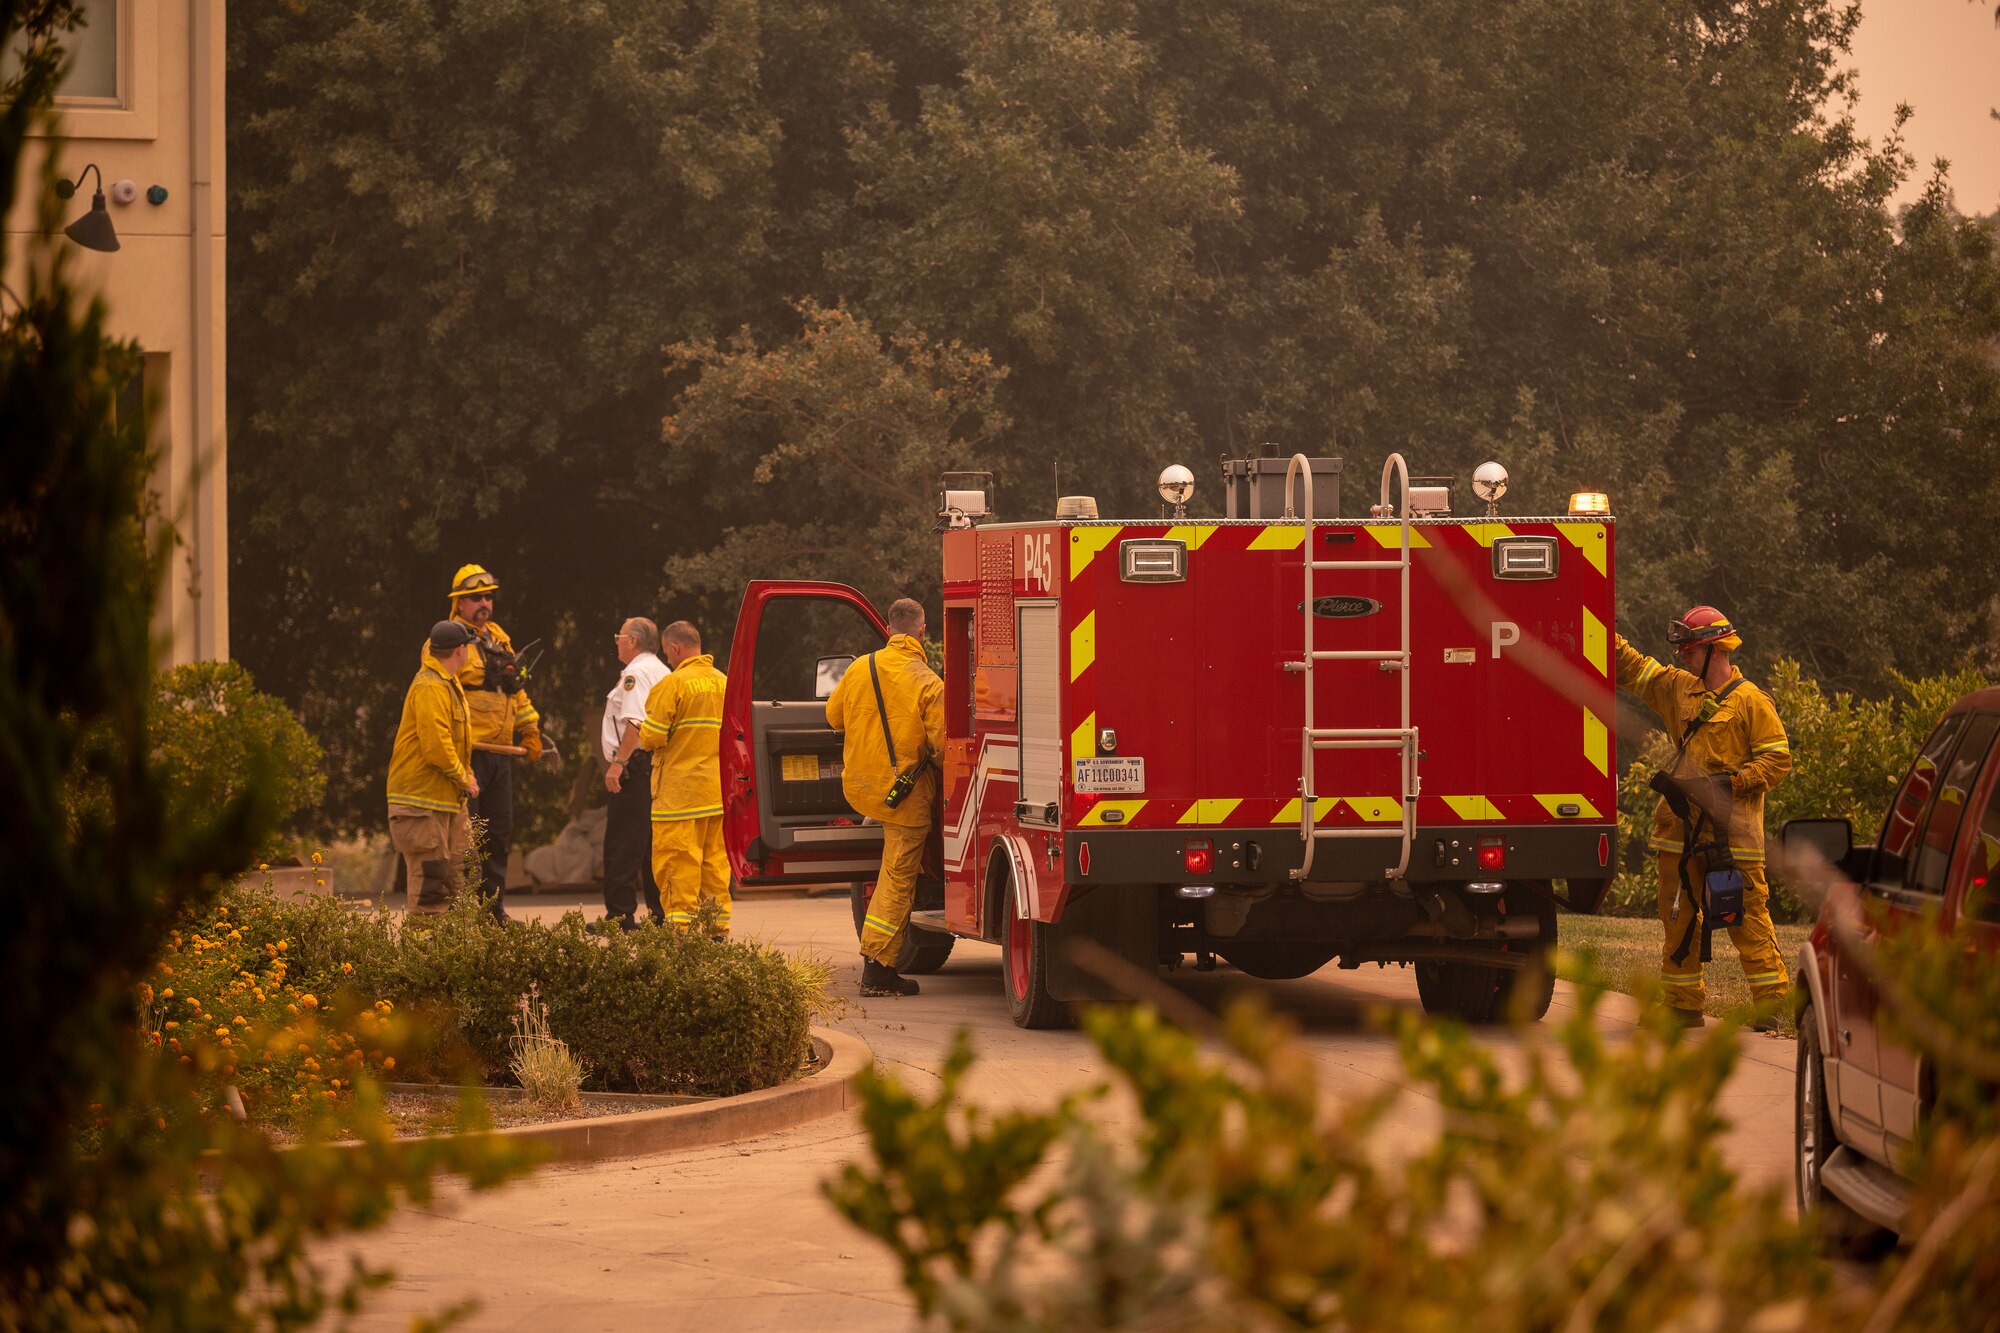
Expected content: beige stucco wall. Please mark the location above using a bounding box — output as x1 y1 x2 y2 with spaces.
4 0 228 665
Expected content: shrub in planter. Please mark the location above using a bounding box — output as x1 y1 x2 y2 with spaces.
150 660 327 860
278 890 816 1097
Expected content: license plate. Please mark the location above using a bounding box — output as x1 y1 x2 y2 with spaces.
1073 757 1145 793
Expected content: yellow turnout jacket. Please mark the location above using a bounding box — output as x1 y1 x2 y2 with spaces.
639 653 727 821
387 648 473 812
825 634 945 828
1616 635 1792 864
450 614 541 747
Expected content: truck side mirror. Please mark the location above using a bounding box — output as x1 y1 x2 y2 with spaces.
814 655 855 700
1781 818 1852 871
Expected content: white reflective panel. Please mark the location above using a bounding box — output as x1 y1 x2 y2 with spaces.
1118 539 1187 583
1492 536 1558 580
1018 602 1062 816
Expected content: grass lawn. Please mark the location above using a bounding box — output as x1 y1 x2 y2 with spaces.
1558 913 1813 1026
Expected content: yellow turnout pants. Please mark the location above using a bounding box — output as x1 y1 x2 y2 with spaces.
1655 850 1788 1011
651 814 732 934
859 822 928 967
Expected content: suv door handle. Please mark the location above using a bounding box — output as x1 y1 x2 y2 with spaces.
1839 1028 1852 1045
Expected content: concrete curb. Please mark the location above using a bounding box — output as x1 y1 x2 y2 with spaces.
473 1026 871 1165
203 1027 872 1179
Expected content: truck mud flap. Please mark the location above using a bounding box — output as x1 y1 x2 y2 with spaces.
1047 885 1158 1003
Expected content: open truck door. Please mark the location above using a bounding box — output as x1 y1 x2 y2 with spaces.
721 580 892 887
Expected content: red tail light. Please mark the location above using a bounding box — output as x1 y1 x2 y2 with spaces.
1476 837 1506 872
1183 839 1214 876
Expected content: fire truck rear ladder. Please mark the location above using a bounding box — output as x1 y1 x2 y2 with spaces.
1282 451 1419 883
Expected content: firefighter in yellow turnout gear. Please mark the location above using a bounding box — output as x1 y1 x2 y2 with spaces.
1615 606 1792 1027
385 621 479 915
638 621 732 934
446 563 553 921
825 598 945 998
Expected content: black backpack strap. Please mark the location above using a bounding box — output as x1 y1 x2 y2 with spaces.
867 652 900 770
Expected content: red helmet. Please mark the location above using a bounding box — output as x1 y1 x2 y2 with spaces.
1667 605 1733 648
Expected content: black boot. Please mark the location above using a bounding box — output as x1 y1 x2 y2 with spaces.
861 958 919 997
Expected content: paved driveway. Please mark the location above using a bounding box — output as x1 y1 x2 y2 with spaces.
334 892 1798 1331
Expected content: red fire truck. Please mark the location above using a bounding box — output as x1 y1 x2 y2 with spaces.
720 454 1618 1027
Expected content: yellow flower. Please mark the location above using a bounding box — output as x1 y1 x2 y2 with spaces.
341 962 353 975
160 988 173 999
301 994 318 1009
213 1027 229 1039
310 851 323 866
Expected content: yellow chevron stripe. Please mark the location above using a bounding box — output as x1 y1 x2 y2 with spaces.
1364 525 1433 549
1461 522 1515 547
1441 795 1504 820
1163 524 1219 551
1583 606 1608 677
1535 793 1604 819
1248 525 1305 551
1069 527 1123 579
1559 523 1607 576
1071 612 1096 681
1071 712 1096 763
1271 797 1304 824
1343 796 1403 823
1077 799 1147 827
1584 708 1609 777
1176 798 1245 825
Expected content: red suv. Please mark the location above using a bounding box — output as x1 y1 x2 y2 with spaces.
1787 685 2000 1246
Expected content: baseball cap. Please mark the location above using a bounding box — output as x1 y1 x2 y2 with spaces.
429 620 476 652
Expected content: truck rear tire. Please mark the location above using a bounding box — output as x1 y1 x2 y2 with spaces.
1415 958 1503 1023
1491 894 1558 1022
849 882 956 975
1002 884 1070 1030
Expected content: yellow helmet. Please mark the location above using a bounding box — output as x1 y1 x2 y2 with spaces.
448 563 500 600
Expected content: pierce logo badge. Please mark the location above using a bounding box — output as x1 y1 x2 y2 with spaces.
1299 595 1383 618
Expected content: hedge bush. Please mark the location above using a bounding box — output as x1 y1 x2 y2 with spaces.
274 887 816 1097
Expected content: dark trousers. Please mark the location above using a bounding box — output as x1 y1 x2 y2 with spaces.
603 750 661 924
467 749 513 920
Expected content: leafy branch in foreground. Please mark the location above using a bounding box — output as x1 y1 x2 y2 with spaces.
826 947 1975 1330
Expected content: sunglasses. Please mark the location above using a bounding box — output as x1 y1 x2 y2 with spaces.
460 593 494 604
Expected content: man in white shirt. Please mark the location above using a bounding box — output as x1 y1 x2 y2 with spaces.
599 617 671 929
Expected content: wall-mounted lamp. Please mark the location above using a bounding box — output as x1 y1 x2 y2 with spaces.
55 163 120 253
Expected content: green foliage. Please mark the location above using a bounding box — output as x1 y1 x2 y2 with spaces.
0 6 532 1320
279 890 815 1097
229 0 2000 836
659 300 1009 611
834 934 2000 1328
829 973 1840 1330
145 661 327 858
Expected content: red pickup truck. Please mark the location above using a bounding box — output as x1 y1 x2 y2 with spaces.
1787 684 2000 1247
